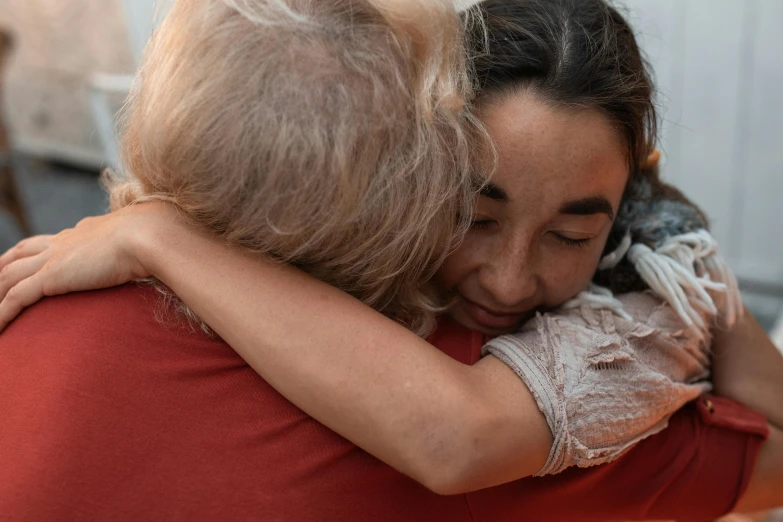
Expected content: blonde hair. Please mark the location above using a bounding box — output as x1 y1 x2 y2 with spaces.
107 0 489 337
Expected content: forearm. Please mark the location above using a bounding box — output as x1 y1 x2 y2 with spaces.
734 424 783 512
710 309 783 511
712 313 783 430
136 217 550 492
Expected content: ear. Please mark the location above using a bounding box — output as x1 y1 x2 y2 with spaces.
641 148 661 170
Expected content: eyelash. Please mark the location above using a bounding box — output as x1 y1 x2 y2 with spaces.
471 221 592 249
553 234 592 248
470 220 494 230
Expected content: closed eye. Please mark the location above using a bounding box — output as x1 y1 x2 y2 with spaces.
471 219 496 230
551 233 592 248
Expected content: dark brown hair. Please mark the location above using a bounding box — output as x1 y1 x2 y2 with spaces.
466 0 657 172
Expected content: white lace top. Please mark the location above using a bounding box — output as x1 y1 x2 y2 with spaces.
483 292 712 476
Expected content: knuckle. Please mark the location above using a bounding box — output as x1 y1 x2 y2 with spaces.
4 278 33 306
76 216 94 228
38 268 57 292
4 285 21 304
10 239 28 253
0 262 14 282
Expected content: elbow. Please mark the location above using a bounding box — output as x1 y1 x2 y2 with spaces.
399 375 549 495
421 478 471 497
405 415 532 496
410 455 480 496
398 419 488 496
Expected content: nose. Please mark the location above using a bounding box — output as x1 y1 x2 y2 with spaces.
480 235 539 309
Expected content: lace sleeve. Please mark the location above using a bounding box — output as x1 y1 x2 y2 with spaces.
483 292 712 476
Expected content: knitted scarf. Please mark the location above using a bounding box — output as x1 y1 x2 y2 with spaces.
567 152 743 338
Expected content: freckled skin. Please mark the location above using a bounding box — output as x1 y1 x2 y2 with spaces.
436 90 630 336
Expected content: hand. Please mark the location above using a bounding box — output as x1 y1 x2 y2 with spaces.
0 203 168 331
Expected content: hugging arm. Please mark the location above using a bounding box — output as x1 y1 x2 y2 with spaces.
135 210 555 494
713 314 783 430
0 204 551 494
737 424 783 512
712 314 783 512
1 204 782 511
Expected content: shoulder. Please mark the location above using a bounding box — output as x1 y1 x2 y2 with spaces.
0 283 234 387
4 282 213 347
427 316 486 365
8 283 157 329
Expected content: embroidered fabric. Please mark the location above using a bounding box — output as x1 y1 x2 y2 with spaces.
592 229 742 338
483 292 712 476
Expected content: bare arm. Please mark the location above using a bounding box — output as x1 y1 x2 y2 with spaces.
735 424 783 512
713 313 783 429
103 222 783 507
2 205 781 507
711 314 783 510
136 209 552 494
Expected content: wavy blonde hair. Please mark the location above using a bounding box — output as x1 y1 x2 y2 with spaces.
107 0 489 336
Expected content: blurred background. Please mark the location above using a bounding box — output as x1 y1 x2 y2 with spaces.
0 0 158 246
0 0 781 343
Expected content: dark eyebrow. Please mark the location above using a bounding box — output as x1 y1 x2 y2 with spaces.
559 196 615 220
479 182 508 202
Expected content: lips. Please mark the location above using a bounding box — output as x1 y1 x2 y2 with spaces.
459 295 525 330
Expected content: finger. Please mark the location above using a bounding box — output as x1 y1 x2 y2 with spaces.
0 254 48 303
0 272 47 332
0 235 54 270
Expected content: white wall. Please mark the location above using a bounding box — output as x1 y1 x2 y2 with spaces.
119 0 157 65
624 0 783 293
119 0 172 65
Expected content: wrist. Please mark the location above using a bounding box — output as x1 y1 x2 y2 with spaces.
123 202 180 279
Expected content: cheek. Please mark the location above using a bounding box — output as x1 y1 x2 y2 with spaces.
435 234 486 292
538 244 604 306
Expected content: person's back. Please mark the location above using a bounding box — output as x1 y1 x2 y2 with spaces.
0 284 768 521
0 284 475 521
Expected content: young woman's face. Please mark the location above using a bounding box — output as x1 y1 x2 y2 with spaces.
436 90 630 336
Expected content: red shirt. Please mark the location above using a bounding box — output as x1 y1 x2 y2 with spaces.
0 285 768 521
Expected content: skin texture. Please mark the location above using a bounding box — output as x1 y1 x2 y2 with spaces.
438 90 629 336
0 95 781 508
715 313 783 512
0 92 629 493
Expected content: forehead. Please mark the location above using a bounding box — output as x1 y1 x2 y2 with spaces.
478 90 629 207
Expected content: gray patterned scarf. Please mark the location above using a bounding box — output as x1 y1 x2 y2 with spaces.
569 152 742 336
